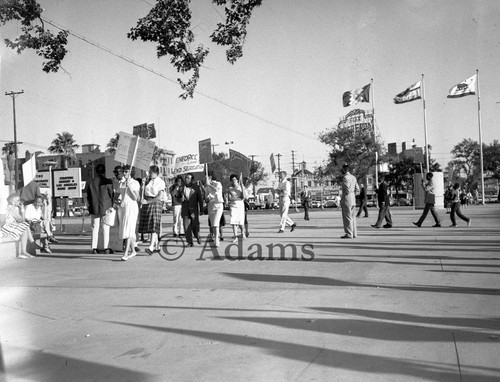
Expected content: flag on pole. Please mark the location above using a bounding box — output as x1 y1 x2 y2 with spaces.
270 153 276 173
342 84 371 107
447 74 477 98
394 81 422 104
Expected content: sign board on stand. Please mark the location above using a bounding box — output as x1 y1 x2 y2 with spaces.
53 168 82 198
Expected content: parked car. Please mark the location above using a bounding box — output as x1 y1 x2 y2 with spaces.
397 198 412 206
72 206 89 217
324 200 338 208
310 200 322 208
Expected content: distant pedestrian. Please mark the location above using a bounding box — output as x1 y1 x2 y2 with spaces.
449 183 471 227
277 177 296 233
138 165 166 255
119 165 141 260
444 184 453 214
181 173 204 247
413 172 441 228
169 175 185 237
84 164 114 254
243 177 252 237
356 184 369 218
227 173 246 241
340 164 359 239
300 185 311 220
371 174 392 229
204 172 224 247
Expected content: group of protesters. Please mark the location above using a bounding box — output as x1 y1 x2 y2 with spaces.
84 163 256 260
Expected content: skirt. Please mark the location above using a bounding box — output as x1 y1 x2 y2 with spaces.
229 200 245 225
1 221 30 241
138 198 162 235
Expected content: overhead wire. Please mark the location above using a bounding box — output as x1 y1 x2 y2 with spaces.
40 17 318 142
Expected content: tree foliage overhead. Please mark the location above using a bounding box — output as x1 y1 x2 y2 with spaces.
1 0 262 98
0 0 69 73
448 138 480 185
319 124 383 183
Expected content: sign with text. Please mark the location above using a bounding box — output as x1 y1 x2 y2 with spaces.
53 168 82 198
229 149 250 177
34 170 51 189
199 138 212 164
173 153 204 175
134 138 156 172
114 131 155 171
114 131 136 164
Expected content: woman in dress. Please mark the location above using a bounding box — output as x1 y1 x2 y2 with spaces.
119 165 140 261
227 173 246 242
1 193 34 259
138 165 166 255
204 172 224 247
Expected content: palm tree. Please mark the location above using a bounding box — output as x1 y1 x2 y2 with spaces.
48 132 79 169
2 142 20 193
105 133 119 156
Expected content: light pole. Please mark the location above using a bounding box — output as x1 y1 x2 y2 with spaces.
5 90 24 190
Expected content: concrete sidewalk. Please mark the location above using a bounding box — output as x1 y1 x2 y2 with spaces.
1 205 499 382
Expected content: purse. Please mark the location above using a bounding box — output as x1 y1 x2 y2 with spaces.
103 207 117 226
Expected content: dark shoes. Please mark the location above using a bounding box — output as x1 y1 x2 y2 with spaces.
290 224 297 232
412 222 421 228
383 224 392 229
145 248 154 256
432 224 441 228
371 225 380 229
48 236 59 244
278 229 284 233
92 248 100 254
340 235 352 239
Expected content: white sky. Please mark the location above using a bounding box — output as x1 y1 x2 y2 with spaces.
1 0 499 177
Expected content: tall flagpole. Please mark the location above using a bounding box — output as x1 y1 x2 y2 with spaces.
421 74 430 173
371 78 378 188
476 69 485 205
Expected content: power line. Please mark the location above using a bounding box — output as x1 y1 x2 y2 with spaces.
41 17 318 142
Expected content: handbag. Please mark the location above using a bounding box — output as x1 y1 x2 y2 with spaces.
103 207 117 226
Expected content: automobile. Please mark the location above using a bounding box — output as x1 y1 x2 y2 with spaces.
397 198 412 206
72 206 89 217
310 200 322 208
162 200 173 213
55 207 64 217
323 200 338 208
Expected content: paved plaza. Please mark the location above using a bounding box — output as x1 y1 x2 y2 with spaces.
1 205 500 382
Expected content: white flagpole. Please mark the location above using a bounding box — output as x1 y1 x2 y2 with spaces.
476 69 485 205
421 74 430 173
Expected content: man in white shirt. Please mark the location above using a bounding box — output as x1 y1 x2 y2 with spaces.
278 177 296 233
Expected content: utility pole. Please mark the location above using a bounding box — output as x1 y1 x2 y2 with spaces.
5 90 24 191
291 150 296 199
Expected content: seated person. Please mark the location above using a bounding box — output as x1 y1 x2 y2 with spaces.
0 193 35 258
24 195 56 253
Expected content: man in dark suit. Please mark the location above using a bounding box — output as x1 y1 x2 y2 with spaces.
356 184 369 218
181 173 204 247
85 164 114 253
371 174 393 229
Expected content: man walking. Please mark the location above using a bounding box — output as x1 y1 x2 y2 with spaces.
278 177 296 233
413 172 441 228
371 174 393 229
356 184 369 218
300 185 311 220
181 173 204 247
340 164 359 239
85 164 114 254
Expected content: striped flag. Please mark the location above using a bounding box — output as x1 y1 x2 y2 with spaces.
394 81 421 104
342 84 370 107
447 74 477 98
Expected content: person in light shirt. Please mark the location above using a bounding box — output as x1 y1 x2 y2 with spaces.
119 165 141 261
138 165 166 255
25 195 54 253
203 172 224 247
278 177 296 233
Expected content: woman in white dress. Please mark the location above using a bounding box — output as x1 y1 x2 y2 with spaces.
204 172 224 247
227 173 246 242
119 165 140 261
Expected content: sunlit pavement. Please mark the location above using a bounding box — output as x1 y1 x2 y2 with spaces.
1 205 500 382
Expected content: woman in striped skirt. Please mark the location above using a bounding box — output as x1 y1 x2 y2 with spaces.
0 194 34 259
138 165 166 255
